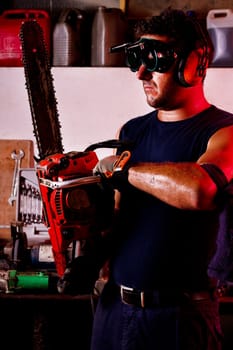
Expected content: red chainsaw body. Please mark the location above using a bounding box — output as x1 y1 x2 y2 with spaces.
36 150 103 277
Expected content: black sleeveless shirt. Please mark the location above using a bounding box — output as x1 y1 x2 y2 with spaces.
111 105 233 291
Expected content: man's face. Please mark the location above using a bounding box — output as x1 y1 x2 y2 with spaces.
133 35 187 111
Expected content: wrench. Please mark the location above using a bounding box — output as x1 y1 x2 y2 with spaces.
8 149 25 206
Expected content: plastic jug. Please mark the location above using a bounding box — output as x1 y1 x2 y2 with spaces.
91 6 127 67
207 9 233 67
53 8 88 66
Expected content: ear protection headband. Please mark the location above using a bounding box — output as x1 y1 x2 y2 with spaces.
176 20 210 87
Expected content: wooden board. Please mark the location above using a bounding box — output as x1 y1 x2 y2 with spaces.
0 139 34 239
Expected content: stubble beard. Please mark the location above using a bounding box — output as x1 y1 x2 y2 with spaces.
146 92 170 109
145 80 179 110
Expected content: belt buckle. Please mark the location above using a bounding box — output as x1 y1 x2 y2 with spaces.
120 285 133 302
120 285 145 308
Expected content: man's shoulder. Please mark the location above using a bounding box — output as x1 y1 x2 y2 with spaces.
209 105 233 121
203 105 233 130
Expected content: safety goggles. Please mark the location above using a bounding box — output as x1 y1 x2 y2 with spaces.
111 38 179 73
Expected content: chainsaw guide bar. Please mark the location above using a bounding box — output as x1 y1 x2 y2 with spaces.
20 20 64 160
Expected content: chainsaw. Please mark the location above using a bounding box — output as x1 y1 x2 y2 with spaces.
19 20 131 281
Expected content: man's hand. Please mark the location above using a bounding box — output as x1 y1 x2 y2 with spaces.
93 150 131 189
93 150 131 178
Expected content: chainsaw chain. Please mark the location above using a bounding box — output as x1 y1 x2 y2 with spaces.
20 20 64 160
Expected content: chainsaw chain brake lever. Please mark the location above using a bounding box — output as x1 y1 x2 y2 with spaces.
105 150 131 178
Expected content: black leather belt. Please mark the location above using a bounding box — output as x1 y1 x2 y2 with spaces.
119 285 213 308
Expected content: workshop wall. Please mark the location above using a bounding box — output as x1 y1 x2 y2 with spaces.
1 67 233 159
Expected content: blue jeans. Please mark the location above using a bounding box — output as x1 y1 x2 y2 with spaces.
91 283 223 350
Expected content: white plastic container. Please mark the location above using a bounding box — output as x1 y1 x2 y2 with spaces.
53 9 88 66
207 9 233 67
91 6 127 67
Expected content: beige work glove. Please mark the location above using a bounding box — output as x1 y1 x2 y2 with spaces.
93 150 131 189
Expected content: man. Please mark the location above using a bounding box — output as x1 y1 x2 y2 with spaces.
90 8 233 350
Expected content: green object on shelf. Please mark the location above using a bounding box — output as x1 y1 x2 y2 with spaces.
16 271 49 290
6 270 49 291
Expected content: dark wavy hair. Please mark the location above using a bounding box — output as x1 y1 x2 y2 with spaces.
134 8 213 62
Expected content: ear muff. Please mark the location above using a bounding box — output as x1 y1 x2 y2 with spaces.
177 47 208 87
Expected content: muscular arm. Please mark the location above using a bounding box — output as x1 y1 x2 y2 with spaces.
127 125 233 210
128 162 216 210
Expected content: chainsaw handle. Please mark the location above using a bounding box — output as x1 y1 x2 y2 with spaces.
105 150 131 178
